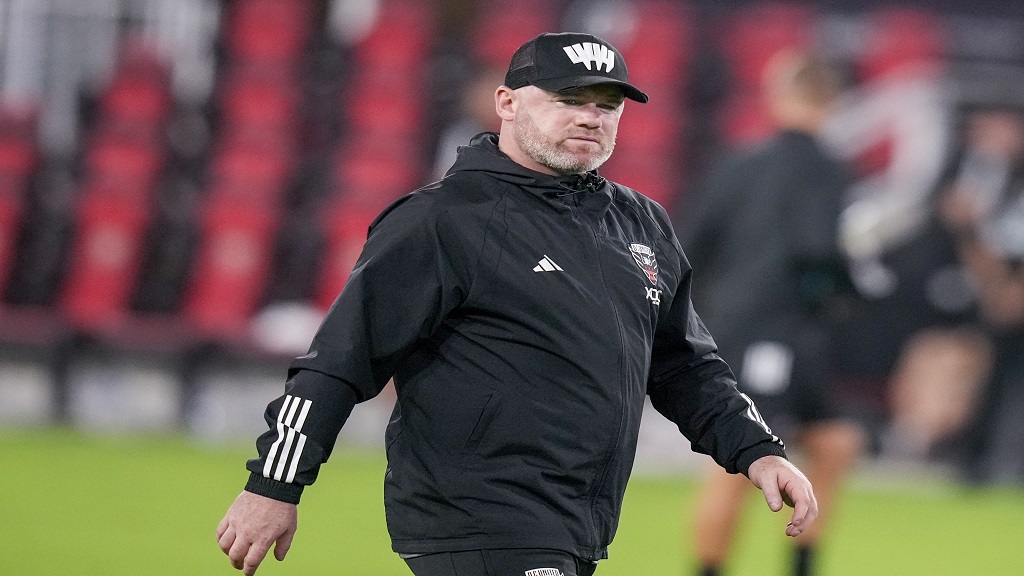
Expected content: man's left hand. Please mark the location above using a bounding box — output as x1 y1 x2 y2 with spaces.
746 455 818 537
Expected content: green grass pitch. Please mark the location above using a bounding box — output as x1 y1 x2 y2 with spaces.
1 428 1022 575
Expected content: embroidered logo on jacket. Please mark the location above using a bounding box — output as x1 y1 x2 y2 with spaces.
533 255 564 272
646 286 662 305
629 243 658 285
525 569 564 576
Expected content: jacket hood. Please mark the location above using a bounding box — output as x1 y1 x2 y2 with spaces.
446 131 612 204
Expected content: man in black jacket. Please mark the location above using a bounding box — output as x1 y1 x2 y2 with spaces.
216 32 817 576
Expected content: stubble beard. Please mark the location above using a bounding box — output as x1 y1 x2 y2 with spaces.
514 109 615 175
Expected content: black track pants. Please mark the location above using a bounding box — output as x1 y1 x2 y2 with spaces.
404 549 598 576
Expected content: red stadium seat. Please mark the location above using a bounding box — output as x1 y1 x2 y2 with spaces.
719 2 814 91
83 137 163 191
586 0 693 211
314 202 379 310
711 3 816 147
0 134 38 185
100 75 171 127
470 0 558 66
114 35 168 83
0 190 23 294
183 197 278 337
332 138 421 211
225 0 313 66
62 41 168 330
207 142 294 206
618 0 694 86
331 0 436 218
353 0 437 72
344 83 423 136
221 85 298 132
0 97 39 139
60 192 150 329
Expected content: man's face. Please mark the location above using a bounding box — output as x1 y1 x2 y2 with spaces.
510 84 625 175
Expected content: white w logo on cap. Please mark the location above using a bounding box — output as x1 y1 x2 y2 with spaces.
562 42 615 73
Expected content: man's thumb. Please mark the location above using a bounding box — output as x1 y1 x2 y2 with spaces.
274 530 295 561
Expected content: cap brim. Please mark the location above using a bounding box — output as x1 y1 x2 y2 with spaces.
534 76 650 103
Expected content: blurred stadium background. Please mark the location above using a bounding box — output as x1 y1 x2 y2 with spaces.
1 0 1023 573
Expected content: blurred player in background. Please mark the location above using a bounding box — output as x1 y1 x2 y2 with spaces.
681 50 864 576
216 32 817 576
937 104 1024 485
430 61 506 180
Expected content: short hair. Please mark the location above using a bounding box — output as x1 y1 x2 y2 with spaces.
767 50 842 108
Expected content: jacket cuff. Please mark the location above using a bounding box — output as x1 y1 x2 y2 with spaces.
737 441 789 478
244 472 305 504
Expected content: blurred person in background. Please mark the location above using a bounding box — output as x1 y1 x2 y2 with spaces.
215 32 817 576
936 104 1024 484
819 10 958 447
681 50 864 576
430 61 506 180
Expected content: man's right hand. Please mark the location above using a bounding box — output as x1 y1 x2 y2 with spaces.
216 491 298 576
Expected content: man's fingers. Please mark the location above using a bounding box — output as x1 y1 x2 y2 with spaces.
243 541 272 576
227 534 250 570
760 472 784 512
781 489 796 508
785 499 810 536
274 529 295 561
747 455 819 538
218 524 236 554
217 491 299 572
782 479 818 537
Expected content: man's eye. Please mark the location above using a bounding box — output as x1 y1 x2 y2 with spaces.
560 99 580 106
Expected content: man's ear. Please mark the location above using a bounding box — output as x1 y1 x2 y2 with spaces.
495 86 516 122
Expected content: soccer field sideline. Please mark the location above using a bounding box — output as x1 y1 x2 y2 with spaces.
1 428 1022 575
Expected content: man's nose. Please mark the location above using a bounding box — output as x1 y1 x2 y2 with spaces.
575 105 602 127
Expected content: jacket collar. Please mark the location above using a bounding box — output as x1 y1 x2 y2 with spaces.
447 132 613 215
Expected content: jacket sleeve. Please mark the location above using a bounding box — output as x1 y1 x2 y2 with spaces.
646 240 787 476
244 192 473 503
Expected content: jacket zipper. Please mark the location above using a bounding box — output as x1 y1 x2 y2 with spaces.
570 202 628 561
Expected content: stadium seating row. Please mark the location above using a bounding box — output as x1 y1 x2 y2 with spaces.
0 1 950 357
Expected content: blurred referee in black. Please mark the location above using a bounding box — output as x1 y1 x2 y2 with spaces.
682 50 864 576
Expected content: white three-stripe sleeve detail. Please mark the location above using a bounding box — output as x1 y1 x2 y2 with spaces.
285 435 307 483
739 392 782 444
263 422 285 477
281 400 312 483
739 393 771 432
294 399 312 432
263 396 314 483
283 395 301 426
262 395 293 477
274 428 296 481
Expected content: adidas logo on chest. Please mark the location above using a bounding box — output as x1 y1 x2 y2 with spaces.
533 255 563 272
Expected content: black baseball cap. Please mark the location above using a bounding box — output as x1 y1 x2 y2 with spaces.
504 32 649 103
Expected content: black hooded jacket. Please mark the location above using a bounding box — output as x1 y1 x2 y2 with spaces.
243 132 786 561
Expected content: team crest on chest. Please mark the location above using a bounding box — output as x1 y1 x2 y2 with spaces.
629 243 658 285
